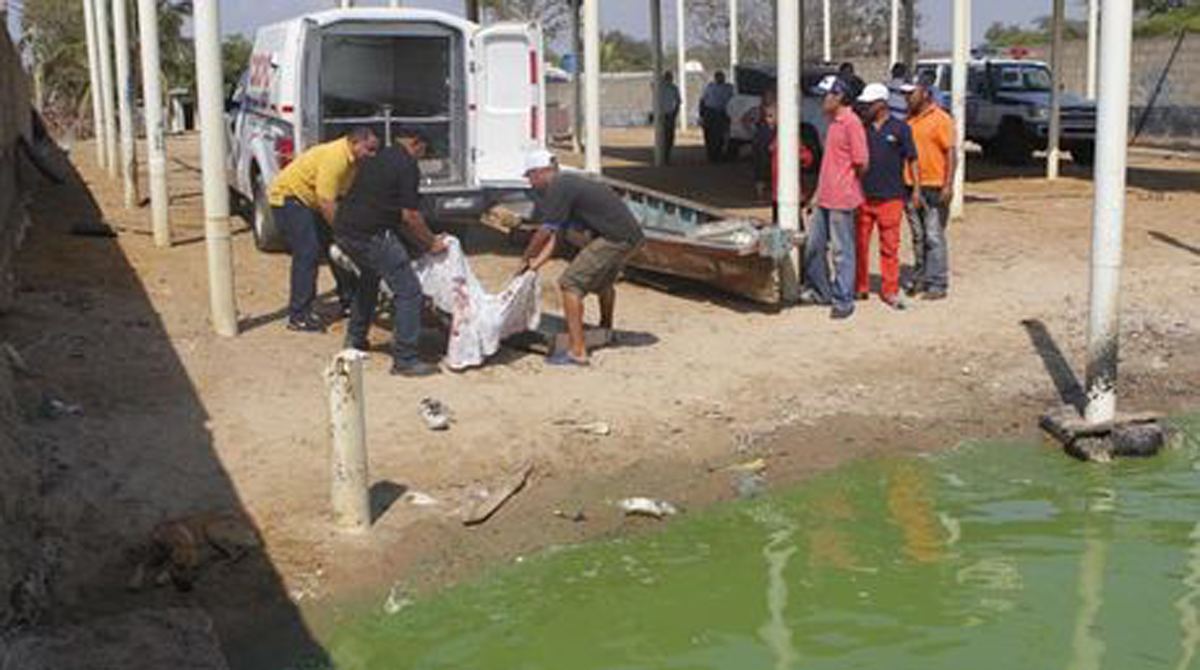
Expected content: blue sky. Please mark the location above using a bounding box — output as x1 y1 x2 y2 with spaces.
220 0 1090 50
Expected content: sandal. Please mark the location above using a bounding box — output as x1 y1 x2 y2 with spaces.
546 352 591 367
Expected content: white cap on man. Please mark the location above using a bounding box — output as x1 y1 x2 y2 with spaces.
524 148 557 174
858 83 890 104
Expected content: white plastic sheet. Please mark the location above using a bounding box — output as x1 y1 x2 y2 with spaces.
412 237 541 371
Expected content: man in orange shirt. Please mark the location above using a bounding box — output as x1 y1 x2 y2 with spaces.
902 80 956 300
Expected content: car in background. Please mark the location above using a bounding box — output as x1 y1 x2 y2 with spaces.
725 63 834 157
916 58 1096 166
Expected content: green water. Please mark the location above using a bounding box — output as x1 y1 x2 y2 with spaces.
322 418 1200 670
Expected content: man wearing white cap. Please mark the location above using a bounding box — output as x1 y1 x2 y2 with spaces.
855 82 919 310
518 150 645 367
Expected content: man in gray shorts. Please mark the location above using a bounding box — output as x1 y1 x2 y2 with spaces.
517 150 645 367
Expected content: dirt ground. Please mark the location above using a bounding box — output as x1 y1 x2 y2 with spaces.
6 127 1200 665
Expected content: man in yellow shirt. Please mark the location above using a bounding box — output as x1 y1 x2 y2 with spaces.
269 128 379 332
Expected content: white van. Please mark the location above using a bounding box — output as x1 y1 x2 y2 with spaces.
227 8 546 251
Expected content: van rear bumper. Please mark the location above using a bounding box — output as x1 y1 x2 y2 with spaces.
424 186 533 220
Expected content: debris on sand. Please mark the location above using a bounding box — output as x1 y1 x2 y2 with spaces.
127 513 262 592
618 498 679 519
462 461 534 526
39 395 82 419
553 508 587 523
553 418 612 436
419 398 451 431
403 491 439 507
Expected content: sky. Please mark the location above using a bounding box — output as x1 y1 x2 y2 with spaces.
220 0 1092 51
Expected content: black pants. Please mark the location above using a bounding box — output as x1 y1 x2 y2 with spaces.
701 108 731 163
661 111 678 164
338 231 424 367
273 198 354 320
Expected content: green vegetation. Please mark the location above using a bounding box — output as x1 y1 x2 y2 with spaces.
986 0 1199 47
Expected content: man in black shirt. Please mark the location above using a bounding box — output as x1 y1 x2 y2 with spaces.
517 150 645 367
335 128 446 377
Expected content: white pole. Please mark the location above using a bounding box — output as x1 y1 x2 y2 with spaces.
777 0 801 302
890 0 900 68
95 0 119 178
194 0 239 337
651 0 665 167
949 0 969 221
1084 0 1133 425
676 0 687 132
1086 0 1098 100
584 0 602 173
389 0 400 6
137 0 170 247
82 0 105 168
112 0 139 209
729 0 738 69
572 0 583 153
822 0 831 62
1047 0 1064 180
327 351 371 532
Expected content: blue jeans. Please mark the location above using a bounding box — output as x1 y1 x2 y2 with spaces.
338 231 423 367
273 198 354 319
804 207 857 310
905 189 949 292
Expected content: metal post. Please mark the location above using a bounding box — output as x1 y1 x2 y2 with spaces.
890 0 900 69
465 0 479 22
1047 0 1064 180
584 0 602 173
777 0 801 303
676 0 687 132
571 0 583 153
95 0 119 177
389 0 400 6
194 0 239 337
949 0 969 221
651 0 665 167
83 0 105 168
136 0 170 247
327 351 371 532
729 0 738 69
1086 0 1098 100
112 0 140 209
1084 0 1134 425
904 0 917 73
339 0 352 7
822 0 831 62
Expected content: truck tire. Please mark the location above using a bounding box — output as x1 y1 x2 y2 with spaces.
1070 142 1095 167
251 171 287 253
995 119 1035 166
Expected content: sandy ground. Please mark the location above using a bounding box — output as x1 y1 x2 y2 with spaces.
5 127 1200 664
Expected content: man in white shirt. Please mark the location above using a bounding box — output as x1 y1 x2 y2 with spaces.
658 71 682 165
700 70 736 163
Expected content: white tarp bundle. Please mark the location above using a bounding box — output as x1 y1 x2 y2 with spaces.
413 237 541 371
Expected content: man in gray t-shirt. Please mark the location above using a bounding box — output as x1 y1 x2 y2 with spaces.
517 151 644 367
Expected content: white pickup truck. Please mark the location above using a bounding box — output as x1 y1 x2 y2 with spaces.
227 8 546 251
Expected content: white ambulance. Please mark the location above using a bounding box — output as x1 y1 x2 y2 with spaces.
227 8 546 251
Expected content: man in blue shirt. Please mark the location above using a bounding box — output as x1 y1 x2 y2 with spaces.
855 83 920 310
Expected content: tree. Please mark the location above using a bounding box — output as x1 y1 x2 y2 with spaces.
479 0 570 44
598 30 653 72
222 34 253 97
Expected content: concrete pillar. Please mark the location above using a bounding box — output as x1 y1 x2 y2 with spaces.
571 0 583 153
729 0 738 69
465 0 479 22
583 0 602 173
650 0 665 167
1084 0 1134 424
1047 0 1065 180
327 351 371 532
137 0 171 247
1086 0 1098 100
676 0 687 132
193 0 239 337
112 0 140 209
904 0 917 72
777 0 801 302
950 0 969 221
95 0 119 177
822 0 831 62
83 0 105 168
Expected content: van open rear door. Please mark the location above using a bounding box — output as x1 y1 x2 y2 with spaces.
297 18 322 151
473 22 545 187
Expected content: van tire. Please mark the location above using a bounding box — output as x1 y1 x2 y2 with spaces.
995 119 1035 166
251 171 287 253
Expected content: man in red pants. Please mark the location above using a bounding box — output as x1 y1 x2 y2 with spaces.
855 83 919 310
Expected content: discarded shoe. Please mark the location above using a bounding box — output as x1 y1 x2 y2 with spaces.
419 397 451 431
